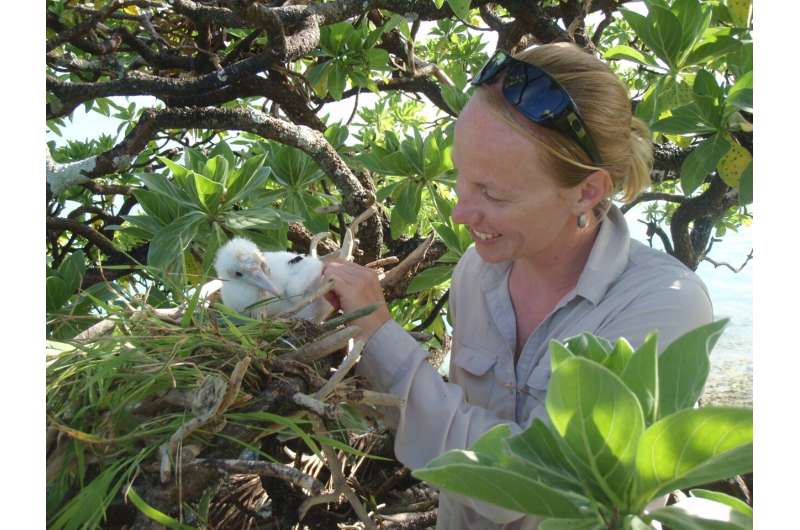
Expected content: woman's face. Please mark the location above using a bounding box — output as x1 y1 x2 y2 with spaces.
451 95 577 265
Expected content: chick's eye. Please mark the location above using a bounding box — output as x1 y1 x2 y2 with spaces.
235 272 243 277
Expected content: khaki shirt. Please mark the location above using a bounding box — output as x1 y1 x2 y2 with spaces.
358 206 713 529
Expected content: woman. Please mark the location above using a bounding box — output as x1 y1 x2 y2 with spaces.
322 43 712 530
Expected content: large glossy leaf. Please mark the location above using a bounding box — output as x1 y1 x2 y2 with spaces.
406 265 452 293
137 172 196 209
132 189 178 225
147 211 205 271
546 357 644 506
647 5 684 68
57 250 86 295
413 449 588 518
658 319 728 416
505 419 583 492
672 0 712 65
47 275 70 313
679 134 730 195
651 103 717 136
633 407 752 507
620 333 659 424
222 208 285 231
646 496 752 530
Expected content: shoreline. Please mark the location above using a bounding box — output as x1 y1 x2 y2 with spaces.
701 355 753 408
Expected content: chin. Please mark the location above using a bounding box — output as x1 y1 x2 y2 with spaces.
473 243 510 264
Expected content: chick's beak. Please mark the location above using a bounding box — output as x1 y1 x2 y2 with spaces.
243 267 282 297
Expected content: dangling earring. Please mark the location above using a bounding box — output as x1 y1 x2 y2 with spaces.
577 213 588 228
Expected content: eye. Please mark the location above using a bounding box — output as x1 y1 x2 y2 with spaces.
480 186 503 202
235 272 243 277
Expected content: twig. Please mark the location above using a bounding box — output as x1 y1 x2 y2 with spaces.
366 257 399 269
309 415 378 530
184 458 323 494
278 325 361 363
621 192 687 214
320 304 379 331
315 339 365 400
703 250 753 273
381 234 435 288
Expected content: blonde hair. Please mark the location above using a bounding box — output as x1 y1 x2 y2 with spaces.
477 42 653 205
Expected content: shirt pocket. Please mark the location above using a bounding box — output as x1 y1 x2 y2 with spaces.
451 345 498 408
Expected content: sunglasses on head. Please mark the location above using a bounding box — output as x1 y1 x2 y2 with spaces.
470 50 602 165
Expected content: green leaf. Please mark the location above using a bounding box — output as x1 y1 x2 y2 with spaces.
689 489 752 517
604 45 657 67
328 62 346 100
192 171 224 210
202 155 229 183
407 265 452 293
647 496 752 530
672 0 712 65
727 71 753 113
546 357 644 506
505 419 583 492
658 319 728 416
562 334 612 365
684 35 741 66
222 208 285 230
126 487 199 530
47 275 70 313
651 103 717 135
57 250 86 295
137 172 196 209
604 338 635 377
413 449 588 518
620 333 659 424
147 211 205 271
157 155 189 180
633 407 752 507
679 134 730 194
433 222 464 256
208 140 236 167
539 518 604 530
132 189 178 225
549 341 575 373
446 0 471 20
692 70 724 127
440 84 470 114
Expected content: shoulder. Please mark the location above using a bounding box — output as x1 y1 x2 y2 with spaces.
598 241 713 350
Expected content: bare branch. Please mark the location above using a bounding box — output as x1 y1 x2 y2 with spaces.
703 250 753 273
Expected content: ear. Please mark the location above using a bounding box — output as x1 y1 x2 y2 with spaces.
571 169 612 216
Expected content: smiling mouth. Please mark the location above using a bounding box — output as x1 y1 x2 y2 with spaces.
471 228 501 241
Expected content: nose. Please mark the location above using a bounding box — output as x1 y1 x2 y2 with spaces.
452 194 478 226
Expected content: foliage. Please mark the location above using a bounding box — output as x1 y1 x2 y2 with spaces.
414 320 752 529
45 0 754 526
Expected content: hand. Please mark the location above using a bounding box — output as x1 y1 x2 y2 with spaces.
322 257 392 341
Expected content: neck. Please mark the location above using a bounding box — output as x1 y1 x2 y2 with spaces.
511 221 600 296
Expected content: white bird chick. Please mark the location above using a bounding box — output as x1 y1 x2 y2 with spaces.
213 237 283 313
213 236 331 322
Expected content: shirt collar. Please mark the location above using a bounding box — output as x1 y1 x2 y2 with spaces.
574 205 630 304
478 204 631 306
